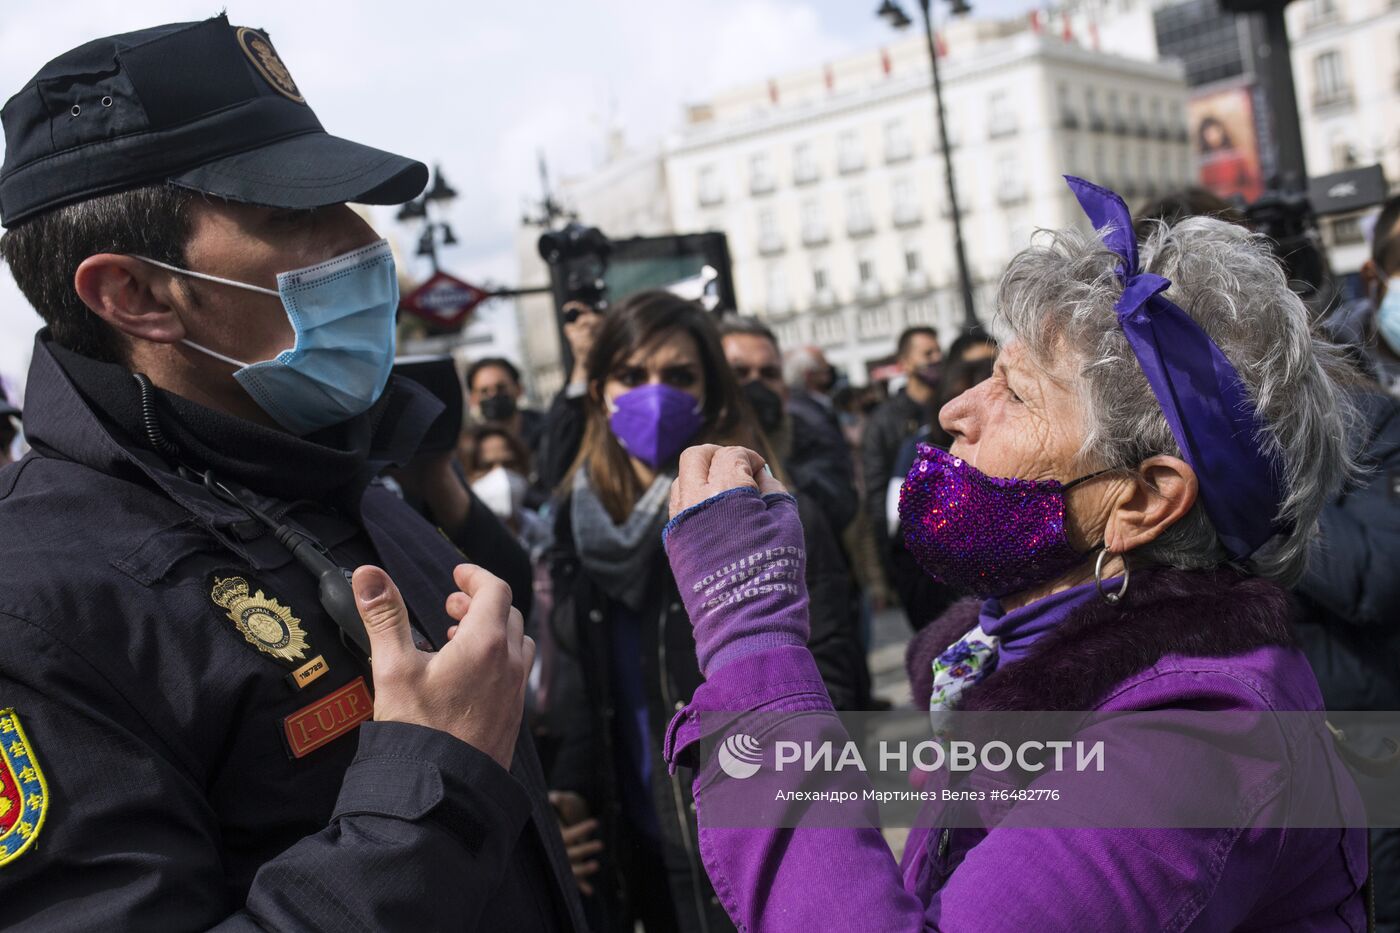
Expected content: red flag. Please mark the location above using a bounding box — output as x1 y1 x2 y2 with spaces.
768 79 779 104
1062 15 1074 42
1089 21 1100 49
1029 10 1043 33
936 32 949 58
824 64 834 91
880 48 892 75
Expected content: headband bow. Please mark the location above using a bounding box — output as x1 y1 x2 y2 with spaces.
1064 175 1288 559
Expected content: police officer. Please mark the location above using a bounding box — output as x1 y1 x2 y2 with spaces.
0 15 586 930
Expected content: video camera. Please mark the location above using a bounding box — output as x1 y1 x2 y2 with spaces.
1242 165 1388 314
537 222 611 311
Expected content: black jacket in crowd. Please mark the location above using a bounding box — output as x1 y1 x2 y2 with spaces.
786 389 857 535
859 387 926 559
0 333 586 931
544 487 863 933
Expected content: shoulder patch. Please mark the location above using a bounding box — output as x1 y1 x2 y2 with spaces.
0 710 48 866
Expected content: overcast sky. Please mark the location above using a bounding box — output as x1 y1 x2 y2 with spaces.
0 0 1038 395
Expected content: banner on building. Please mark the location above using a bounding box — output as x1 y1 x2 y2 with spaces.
1188 85 1264 204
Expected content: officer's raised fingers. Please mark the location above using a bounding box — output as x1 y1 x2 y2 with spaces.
352 566 417 670
451 563 513 618
445 590 471 620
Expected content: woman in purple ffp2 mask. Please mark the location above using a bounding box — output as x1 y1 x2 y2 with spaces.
543 290 773 933
655 178 1371 931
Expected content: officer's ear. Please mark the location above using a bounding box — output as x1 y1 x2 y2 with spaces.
73 254 187 345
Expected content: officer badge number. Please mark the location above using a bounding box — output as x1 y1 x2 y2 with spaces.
235 27 305 103
0 709 48 866
212 576 309 663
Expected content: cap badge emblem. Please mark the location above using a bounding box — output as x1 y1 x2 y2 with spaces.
236 27 305 103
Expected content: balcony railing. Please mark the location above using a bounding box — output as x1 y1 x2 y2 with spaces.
846 215 876 238
856 280 884 305
801 225 830 247
757 233 786 256
988 114 1018 139
1060 110 1080 130
1313 86 1355 111
697 187 724 207
892 203 923 228
885 140 914 164
794 164 821 185
810 288 838 310
749 175 777 196
997 183 1028 206
837 152 866 175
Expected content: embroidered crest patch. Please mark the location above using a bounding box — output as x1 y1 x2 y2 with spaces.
0 710 48 866
212 575 309 663
235 26 305 102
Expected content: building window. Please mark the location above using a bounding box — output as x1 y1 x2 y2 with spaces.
765 263 789 315
757 208 783 255
892 176 921 226
838 130 865 173
794 142 820 184
846 188 874 236
1312 50 1351 108
884 119 913 162
904 248 921 274
697 165 723 206
813 266 828 292
997 154 1026 204
801 198 828 246
858 257 874 283
988 91 1017 138
750 152 776 195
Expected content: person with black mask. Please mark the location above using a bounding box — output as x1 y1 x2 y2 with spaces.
717 315 871 707
883 327 998 630
467 356 545 453
860 326 940 577
545 295 869 932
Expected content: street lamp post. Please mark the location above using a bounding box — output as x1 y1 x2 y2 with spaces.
396 163 459 274
878 0 979 330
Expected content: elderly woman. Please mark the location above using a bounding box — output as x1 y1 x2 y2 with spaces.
657 178 1368 930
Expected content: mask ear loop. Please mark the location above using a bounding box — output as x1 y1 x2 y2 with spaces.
1095 546 1130 605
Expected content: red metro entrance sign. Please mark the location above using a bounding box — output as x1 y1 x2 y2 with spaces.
401 271 489 330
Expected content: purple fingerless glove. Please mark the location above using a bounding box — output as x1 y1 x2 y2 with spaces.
662 486 809 677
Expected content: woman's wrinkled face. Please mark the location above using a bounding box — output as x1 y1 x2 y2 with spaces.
939 340 1119 548
601 330 705 409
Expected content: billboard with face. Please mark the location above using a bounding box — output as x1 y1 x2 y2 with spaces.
1189 85 1264 204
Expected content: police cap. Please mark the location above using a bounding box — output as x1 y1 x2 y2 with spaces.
0 14 428 227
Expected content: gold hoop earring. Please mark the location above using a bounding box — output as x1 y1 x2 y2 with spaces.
1095 546 1130 605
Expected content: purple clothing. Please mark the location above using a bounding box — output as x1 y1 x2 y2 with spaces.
663 550 1367 931
978 579 1112 670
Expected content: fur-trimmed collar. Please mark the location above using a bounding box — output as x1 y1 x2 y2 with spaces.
905 568 1297 711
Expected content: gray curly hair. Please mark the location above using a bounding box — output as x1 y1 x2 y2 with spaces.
995 215 1359 585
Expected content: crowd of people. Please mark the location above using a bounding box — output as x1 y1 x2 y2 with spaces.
0 14 1397 933
448 185 1400 932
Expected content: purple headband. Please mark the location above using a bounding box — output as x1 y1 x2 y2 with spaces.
1064 175 1288 559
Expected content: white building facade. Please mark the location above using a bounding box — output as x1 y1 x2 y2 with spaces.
1286 0 1400 272
515 23 1191 389
663 28 1191 382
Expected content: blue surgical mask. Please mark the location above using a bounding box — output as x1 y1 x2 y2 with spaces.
1377 275 1400 357
135 239 399 435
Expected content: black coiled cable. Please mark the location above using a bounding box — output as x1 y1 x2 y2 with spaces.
132 372 180 461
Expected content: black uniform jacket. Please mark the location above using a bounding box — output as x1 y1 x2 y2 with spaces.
0 334 587 931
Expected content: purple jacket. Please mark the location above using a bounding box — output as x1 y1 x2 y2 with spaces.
664 568 1369 931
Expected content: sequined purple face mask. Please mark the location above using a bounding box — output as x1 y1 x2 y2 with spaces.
899 444 1103 599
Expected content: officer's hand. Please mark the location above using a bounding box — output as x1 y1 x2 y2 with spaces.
549 791 603 896
352 564 532 770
